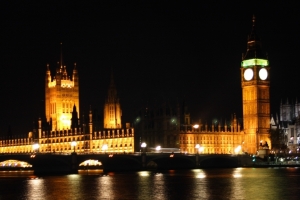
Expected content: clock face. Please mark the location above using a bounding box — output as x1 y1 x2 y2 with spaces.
244 68 253 81
259 68 268 80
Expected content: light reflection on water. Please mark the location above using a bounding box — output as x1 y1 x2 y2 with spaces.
26 178 46 199
97 173 115 199
152 171 167 199
0 168 299 200
231 168 244 199
0 170 34 177
232 167 243 178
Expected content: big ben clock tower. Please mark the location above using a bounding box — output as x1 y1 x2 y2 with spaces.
241 16 271 154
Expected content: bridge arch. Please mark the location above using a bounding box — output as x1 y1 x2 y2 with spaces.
0 159 32 168
78 159 102 168
76 154 142 171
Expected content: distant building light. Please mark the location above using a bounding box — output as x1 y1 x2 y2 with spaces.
156 146 161 151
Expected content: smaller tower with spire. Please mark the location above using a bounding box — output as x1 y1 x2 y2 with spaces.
103 70 122 129
71 104 79 130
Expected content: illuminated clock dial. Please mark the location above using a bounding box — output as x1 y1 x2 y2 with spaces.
244 68 253 81
259 68 268 80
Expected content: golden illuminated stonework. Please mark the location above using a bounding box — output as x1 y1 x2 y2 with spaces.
103 73 122 129
179 115 244 154
0 128 134 154
240 16 271 154
45 63 79 131
0 56 134 154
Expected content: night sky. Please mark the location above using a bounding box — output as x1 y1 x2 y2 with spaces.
1 1 299 136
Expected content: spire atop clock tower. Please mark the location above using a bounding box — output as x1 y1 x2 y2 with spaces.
243 15 265 60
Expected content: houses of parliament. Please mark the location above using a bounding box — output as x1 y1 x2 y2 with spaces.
1 17 274 156
0 59 134 154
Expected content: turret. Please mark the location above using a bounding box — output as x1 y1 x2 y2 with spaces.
89 106 93 134
72 63 79 118
45 64 51 123
82 113 86 134
45 64 51 85
71 104 79 130
38 117 42 139
62 65 68 80
73 63 79 88
295 98 299 117
55 64 62 86
233 113 237 132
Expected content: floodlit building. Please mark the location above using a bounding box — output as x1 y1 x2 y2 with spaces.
271 98 300 152
45 61 79 131
0 56 134 154
179 114 244 154
240 16 271 154
134 102 181 151
135 101 245 154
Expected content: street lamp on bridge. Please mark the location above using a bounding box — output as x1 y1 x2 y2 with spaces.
235 145 241 154
195 144 204 154
195 144 201 167
195 144 200 154
71 141 77 153
156 145 161 152
199 146 204 154
141 142 147 168
193 124 199 132
141 142 147 154
33 143 39 153
102 144 108 154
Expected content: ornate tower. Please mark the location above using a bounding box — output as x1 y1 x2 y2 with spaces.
45 49 79 131
241 16 271 154
103 72 122 129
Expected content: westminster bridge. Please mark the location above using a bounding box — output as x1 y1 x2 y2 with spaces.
0 153 253 174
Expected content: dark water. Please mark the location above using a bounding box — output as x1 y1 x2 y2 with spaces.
0 168 300 200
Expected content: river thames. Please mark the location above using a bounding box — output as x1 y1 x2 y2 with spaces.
0 168 299 200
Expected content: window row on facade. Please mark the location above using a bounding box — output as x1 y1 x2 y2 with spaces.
39 128 134 138
0 138 134 154
180 135 242 141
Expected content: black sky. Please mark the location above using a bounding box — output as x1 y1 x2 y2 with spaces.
1 1 299 135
